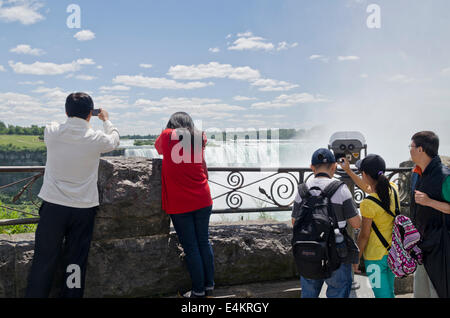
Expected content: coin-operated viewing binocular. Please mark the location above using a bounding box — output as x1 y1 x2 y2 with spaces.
329 131 367 165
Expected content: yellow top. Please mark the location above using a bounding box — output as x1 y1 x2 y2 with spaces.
360 182 399 261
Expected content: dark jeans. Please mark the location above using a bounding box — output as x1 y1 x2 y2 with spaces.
26 201 97 298
170 205 214 296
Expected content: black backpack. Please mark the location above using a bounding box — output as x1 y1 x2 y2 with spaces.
292 180 345 280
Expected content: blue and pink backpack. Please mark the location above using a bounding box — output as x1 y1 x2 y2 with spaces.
366 186 423 278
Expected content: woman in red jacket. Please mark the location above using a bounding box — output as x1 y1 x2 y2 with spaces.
155 112 214 298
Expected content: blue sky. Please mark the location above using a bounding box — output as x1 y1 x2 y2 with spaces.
0 0 449 162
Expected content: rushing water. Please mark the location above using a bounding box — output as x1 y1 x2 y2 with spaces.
121 139 323 222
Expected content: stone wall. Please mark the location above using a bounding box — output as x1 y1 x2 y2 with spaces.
0 157 298 298
0 157 416 298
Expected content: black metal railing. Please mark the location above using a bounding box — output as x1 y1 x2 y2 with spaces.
208 167 413 214
0 166 413 226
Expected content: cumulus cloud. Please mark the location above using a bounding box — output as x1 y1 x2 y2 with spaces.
113 75 214 90
168 62 260 81
74 29 96 41
337 55 360 61
227 31 298 52
8 58 96 75
139 64 153 69
167 61 298 92
250 78 299 92
208 47 220 53
309 54 329 63
10 44 45 56
0 65 5 72
134 97 245 118
99 85 131 92
233 96 257 101
0 0 45 25
228 32 274 51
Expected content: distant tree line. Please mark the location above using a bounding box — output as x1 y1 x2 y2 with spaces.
0 121 45 136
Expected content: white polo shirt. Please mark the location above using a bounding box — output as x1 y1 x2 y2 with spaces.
38 117 120 208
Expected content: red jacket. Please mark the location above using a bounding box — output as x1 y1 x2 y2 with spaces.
155 128 212 214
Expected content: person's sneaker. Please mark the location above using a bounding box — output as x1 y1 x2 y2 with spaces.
177 290 205 298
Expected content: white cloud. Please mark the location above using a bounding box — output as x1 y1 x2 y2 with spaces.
277 41 298 51
227 32 298 52
309 54 329 63
208 47 220 53
74 29 96 41
250 78 299 92
139 63 153 69
0 0 45 25
9 60 80 75
337 55 360 61
134 97 245 117
18 80 45 85
75 75 97 81
168 62 261 81
113 75 214 90
8 58 95 75
10 44 45 56
251 93 330 109
76 58 96 65
233 96 257 101
0 65 5 72
99 85 131 92
93 95 131 110
360 73 369 78
228 33 274 51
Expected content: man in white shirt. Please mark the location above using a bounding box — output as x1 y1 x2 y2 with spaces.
26 92 120 298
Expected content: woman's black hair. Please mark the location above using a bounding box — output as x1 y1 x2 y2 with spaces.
373 174 392 212
166 112 205 148
360 154 391 212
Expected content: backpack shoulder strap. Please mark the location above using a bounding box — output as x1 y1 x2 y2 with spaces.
371 222 391 250
365 185 400 217
322 180 345 199
298 183 310 199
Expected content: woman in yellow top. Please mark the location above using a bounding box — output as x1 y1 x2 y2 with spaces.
339 154 398 298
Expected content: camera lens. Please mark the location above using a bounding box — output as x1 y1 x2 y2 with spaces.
348 144 355 151
340 144 346 151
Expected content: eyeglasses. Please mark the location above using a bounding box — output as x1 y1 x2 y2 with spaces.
408 144 417 149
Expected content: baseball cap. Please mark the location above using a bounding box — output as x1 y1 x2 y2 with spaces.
311 148 336 165
355 154 386 178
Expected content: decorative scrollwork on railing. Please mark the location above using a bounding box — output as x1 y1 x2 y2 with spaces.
225 192 243 209
227 171 244 189
208 167 412 213
261 172 299 207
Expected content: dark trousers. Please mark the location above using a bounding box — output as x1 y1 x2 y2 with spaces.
170 205 214 296
26 201 97 298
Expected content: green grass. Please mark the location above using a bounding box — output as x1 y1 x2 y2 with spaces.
0 195 39 234
0 135 46 152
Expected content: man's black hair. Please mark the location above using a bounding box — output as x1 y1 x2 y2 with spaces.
412 131 439 158
65 92 94 120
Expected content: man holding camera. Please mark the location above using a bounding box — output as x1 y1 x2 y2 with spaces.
26 93 120 298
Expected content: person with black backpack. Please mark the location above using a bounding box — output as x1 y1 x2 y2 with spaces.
291 148 361 298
